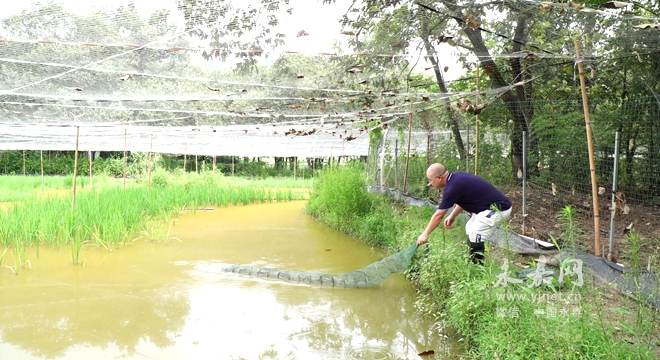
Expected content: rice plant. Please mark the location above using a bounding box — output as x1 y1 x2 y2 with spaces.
0 172 309 265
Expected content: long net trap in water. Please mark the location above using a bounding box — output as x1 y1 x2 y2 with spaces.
223 244 418 288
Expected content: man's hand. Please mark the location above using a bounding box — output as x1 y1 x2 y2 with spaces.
416 233 429 246
444 216 455 229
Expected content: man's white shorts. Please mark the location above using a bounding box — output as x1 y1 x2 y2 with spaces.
466 207 512 243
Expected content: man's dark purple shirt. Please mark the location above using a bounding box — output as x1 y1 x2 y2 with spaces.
437 172 511 213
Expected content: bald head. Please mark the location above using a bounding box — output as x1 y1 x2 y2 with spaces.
427 163 448 178
426 163 449 188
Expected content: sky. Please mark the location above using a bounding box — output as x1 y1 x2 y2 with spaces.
2 0 463 80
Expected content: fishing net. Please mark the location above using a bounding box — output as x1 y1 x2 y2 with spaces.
223 244 418 288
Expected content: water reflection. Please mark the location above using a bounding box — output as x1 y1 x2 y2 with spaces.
0 201 457 359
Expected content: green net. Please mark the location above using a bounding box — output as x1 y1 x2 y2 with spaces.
223 244 418 288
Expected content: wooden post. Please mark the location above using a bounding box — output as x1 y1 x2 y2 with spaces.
184 144 187 173
403 103 413 193
23 150 26 175
72 126 80 212
475 66 480 176
123 129 127 190
232 156 235 176
293 156 297 180
195 155 198 174
88 150 93 189
147 134 153 192
213 155 216 173
575 40 601 257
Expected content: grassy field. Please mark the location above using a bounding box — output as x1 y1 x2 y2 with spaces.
0 172 310 270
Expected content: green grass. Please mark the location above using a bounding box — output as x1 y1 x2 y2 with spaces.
0 174 125 202
0 172 309 265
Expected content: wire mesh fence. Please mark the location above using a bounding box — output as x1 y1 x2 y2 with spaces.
367 92 660 262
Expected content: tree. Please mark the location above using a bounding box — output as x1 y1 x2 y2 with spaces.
177 0 292 72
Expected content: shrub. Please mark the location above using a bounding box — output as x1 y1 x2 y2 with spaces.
151 169 169 188
306 166 372 230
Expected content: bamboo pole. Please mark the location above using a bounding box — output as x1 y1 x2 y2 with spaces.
232 156 235 176
213 155 216 173
23 150 26 175
195 154 198 174
475 66 480 176
88 150 93 189
123 129 127 190
184 144 187 173
293 156 297 180
72 126 80 212
575 40 601 257
147 134 153 192
403 102 413 193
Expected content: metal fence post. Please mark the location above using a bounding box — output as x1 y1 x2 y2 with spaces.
522 131 527 234
608 132 620 261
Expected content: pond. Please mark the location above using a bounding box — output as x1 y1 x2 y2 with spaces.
0 201 459 359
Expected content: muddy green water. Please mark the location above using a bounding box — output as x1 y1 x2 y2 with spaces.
0 201 458 359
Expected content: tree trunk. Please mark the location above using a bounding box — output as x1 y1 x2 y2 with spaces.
421 21 466 159
463 25 528 180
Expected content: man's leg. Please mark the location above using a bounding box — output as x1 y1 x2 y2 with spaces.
465 208 512 264
467 238 485 264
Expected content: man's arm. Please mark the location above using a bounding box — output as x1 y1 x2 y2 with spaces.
417 209 448 245
444 204 464 228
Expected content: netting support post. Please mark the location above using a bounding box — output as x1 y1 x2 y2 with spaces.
72 126 80 213
213 155 216 173
232 156 234 176
522 131 527 235
608 132 620 261
195 155 198 175
575 40 601 257
294 156 297 180
23 150 26 176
